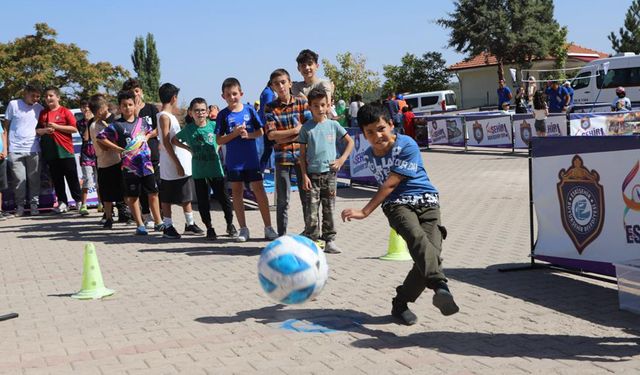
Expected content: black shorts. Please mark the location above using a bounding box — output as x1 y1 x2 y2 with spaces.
97 163 124 202
159 177 193 204
0 159 7 191
534 119 546 133
226 169 263 183
123 172 158 198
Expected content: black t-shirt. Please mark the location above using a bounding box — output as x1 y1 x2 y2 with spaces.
138 103 159 161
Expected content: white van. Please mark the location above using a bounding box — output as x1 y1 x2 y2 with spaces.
403 90 457 114
572 53 640 104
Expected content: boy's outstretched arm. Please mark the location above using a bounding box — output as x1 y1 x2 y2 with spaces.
341 172 405 221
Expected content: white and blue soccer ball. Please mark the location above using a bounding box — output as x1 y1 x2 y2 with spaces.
258 235 329 304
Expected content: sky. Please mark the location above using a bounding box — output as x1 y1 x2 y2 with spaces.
1 0 633 107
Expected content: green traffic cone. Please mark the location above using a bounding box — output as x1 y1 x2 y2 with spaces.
71 243 114 300
380 228 412 261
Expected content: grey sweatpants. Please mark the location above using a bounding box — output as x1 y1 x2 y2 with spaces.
9 152 40 206
275 163 307 236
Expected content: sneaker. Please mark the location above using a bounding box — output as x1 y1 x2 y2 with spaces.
135 226 148 235
154 223 166 232
99 213 107 225
314 240 325 249
30 203 39 216
324 241 342 254
143 214 154 229
0 214 5 221
264 226 278 240
15 205 25 217
79 205 90 216
163 225 181 239
206 228 217 240
53 202 68 214
236 227 250 242
226 223 238 237
184 223 205 235
96 203 104 213
432 282 459 316
103 218 113 229
2 211 14 219
391 298 418 326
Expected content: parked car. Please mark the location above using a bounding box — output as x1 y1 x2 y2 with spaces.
402 90 457 115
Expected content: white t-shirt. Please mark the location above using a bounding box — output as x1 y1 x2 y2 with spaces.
349 101 364 118
533 108 547 120
157 111 192 180
5 99 44 153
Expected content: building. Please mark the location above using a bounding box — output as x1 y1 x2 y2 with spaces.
449 44 608 109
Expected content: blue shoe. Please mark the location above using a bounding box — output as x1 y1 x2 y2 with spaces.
135 226 148 236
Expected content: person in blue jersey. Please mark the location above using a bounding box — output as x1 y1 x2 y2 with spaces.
341 103 459 325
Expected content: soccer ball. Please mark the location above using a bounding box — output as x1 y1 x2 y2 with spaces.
258 235 329 304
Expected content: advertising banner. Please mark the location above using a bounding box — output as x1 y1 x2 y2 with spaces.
464 114 513 148
347 128 378 186
531 135 640 276
513 114 535 149
544 115 567 137
569 111 640 136
422 115 465 147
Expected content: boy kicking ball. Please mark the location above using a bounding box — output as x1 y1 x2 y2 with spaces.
341 104 459 325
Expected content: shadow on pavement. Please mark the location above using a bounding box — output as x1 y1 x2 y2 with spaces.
139 245 262 257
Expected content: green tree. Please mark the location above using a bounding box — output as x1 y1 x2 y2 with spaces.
131 33 161 102
609 0 640 53
382 52 451 94
437 0 566 81
0 23 129 107
322 52 380 102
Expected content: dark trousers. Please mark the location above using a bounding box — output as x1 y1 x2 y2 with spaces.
275 163 308 236
193 177 233 229
48 157 82 205
140 160 160 215
382 204 447 304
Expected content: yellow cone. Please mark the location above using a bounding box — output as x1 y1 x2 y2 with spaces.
71 243 114 300
380 228 412 261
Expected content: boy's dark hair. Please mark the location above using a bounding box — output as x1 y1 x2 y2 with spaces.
117 90 135 104
189 97 207 110
44 86 60 96
88 94 107 114
221 77 242 93
357 103 391 130
80 99 89 107
269 68 291 84
158 83 180 104
296 49 319 65
23 84 40 93
307 87 328 105
402 104 412 113
122 78 141 91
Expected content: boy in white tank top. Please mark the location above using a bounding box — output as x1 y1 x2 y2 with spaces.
157 83 203 239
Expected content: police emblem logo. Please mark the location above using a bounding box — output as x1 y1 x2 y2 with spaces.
431 121 437 130
556 155 605 253
472 120 484 143
520 119 532 144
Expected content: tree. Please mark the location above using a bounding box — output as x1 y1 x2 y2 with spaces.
609 0 640 53
382 52 451 94
131 33 161 102
322 52 380 102
437 0 566 81
0 23 129 107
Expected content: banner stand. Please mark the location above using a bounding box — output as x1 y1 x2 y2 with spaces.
498 140 615 284
463 120 468 152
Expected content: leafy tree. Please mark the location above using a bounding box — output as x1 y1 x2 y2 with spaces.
382 52 451 94
609 0 640 53
131 33 161 102
437 0 566 81
0 23 129 107
322 52 380 102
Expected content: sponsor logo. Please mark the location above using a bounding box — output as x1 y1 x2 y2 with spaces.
486 122 510 141
520 119 531 145
472 120 483 143
580 117 591 130
622 161 640 243
557 155 605 253
431 121 438 130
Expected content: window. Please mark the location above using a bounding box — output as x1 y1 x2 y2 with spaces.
596 67 640 89
420 96 439 106
405 98 419 109
445 93 456 106
572 72 591 90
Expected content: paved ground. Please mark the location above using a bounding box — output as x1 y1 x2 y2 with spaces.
1 147 639 375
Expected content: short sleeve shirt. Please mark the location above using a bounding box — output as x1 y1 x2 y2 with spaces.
97 117 153 177
497 86 512 106
265 97 312 165
175 121 224 179
90 119 121 168
292 80 333 99
545 86 568 112
215 105 263 171
364 135 438 205
298 119 347 174
37 106 77 161
138 103 159 161
5 99 44 153
77 118 96 167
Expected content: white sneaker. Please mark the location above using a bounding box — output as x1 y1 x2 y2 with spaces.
30 203 39 216
236 227 250 242
54 202 68 214
15 205 25 217
264 226 278 240
143 214 154 229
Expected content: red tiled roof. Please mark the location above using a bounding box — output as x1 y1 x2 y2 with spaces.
448 44 609 71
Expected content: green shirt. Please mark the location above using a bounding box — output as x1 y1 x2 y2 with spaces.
175 120 224 179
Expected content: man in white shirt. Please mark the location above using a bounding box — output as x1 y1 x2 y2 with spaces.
2 85 44 216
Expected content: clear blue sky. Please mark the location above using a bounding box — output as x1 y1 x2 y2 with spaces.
2 0 632 107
